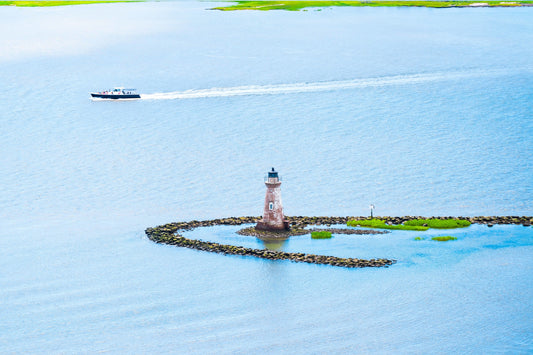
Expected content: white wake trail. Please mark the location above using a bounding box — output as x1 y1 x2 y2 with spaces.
140 70 508 100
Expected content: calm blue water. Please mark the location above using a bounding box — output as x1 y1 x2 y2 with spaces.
1 2 532 353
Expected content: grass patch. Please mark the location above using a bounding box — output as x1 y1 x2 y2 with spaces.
347 219 429 231
347 218 470 231
213 0 533 11
404 219 471 229
311 231 333 239
414 236 425 241
431 236 457 242
0 1 143 7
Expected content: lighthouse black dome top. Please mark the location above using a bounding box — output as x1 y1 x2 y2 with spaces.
268 167 278 179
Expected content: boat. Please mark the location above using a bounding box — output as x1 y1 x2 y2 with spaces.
90 87 140 99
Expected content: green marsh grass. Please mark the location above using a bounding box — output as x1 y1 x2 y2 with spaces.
431 236 457 242
311 231 333 239
347 219 429 231
347 218 471 231
404 219 471 229
213 1 533 11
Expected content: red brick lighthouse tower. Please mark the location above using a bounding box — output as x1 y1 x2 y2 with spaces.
256 168 290 231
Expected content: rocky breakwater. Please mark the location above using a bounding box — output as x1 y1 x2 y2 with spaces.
144 215 531 269
237 226 388 237
153 216 261 232
159 216 532 230
145 217 396 268
335 215 532 227
467 216 532 227
236 227 310 238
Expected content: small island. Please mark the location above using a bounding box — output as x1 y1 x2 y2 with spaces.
212 0 533 11
145 216 397 268
347 218 472 230
145 215 531 268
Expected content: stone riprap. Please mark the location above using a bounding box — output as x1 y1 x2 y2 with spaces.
145 216 532 269
145 216 533 233
236 226 388 237
237 226 310 238
145 216 396 268
145 226 395 268
288 215 532 227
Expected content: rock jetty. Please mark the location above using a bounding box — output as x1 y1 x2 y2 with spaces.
237 226 310 238
145 215 531 269
237 226 388 237
145 227 395 268
145 216 533 233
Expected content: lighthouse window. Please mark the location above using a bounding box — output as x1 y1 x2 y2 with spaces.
269 202 274 210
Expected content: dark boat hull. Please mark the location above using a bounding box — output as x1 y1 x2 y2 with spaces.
91 93 141 99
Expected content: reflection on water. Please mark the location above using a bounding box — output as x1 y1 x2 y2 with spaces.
258 237 289 250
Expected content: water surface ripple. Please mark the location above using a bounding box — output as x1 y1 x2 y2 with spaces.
1 2 532 353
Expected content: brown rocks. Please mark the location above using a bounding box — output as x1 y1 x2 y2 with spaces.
145 215 532 269
145 217 396 268
465 216 532 225
237 227 309 238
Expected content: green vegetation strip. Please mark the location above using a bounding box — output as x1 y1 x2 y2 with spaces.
414 236 458 241
347 218 470 231
213 0 533 10
404 218 471 229
0 1 143 7
431 236 457 241
311 231 333 239
348 218 429 231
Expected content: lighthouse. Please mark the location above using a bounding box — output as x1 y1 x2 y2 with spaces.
256 168 290 231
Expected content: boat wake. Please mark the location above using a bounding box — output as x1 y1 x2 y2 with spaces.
140 69 511 100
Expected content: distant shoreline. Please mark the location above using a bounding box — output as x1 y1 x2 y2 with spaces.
212 0 533 11
2 0 532 8
0 1 143 7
